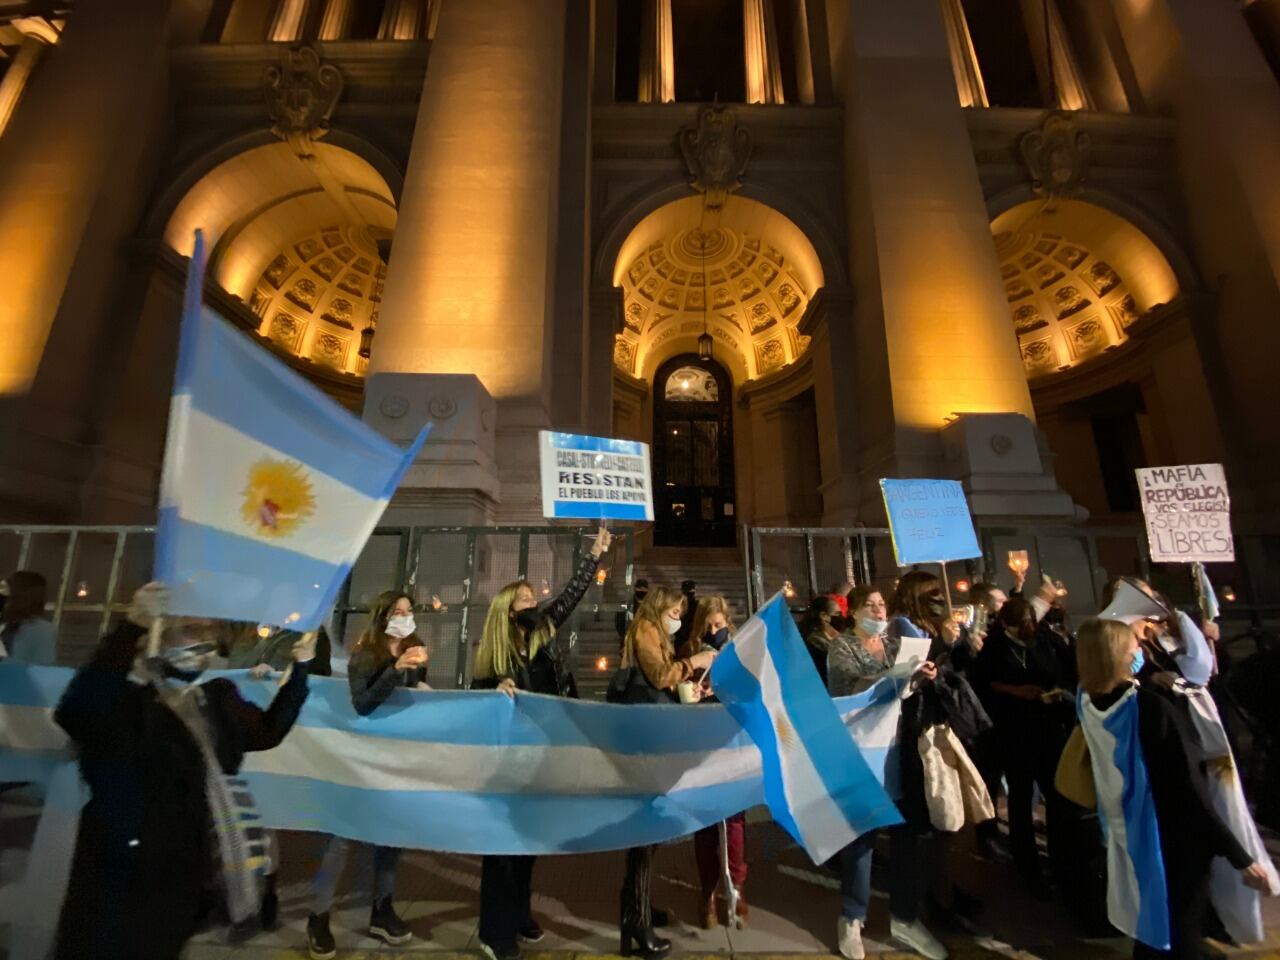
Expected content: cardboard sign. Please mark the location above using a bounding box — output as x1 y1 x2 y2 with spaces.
538 431 654 522
880 478 981 566
1136 463 1234 563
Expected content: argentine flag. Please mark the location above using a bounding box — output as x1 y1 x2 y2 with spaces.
156 232 427 630
710 592 903 862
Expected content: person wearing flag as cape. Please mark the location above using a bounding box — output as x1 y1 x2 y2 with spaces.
1075 617 1269 958
52 582 314 960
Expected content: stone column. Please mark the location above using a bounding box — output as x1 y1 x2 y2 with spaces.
839 0 1040 516
366 0 567 522
379 0 426 40
938 0 987 107
638 0 674 103
586 286 623 437
0 0 213 518
0 22 55 140
316 0 353 39
1019 0 1092 110
1108 0 1280 526
267 0 310 40
744 0 785 104
801 287 862 524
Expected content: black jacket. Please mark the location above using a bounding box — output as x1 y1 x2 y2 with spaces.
347 639 427 715
472 553 598 697
55 622 309 960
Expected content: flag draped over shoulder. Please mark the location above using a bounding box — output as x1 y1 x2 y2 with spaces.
710 592 904 862
156 232 427 630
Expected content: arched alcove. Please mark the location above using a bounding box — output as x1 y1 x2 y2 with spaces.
612 194 825 382
991 199 1181 379
162 141 397 377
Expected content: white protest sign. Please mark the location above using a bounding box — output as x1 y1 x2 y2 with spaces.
1136 463 1234 563
538 431 654 522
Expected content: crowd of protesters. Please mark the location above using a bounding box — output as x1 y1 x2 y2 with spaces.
2 542 1278 960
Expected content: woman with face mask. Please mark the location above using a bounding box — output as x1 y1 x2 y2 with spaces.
1076 618 1269 958
971 597 1075 898
827 585 943 960
469 526 613 960
616 585 718 958
52 583 313 960
305 591 427 960
684 596 747 929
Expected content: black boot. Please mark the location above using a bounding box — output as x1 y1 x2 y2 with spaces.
370 896 412 946
306 912 336 960
620 923 672 959
259 872 280 931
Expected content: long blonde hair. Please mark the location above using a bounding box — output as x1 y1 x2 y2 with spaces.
684 595 735 656
473 580 553 681
622 585 684 668
1076 617 1135 697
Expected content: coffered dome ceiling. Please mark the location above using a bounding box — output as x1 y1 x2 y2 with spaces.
613 196 824 382
991 200 1181 379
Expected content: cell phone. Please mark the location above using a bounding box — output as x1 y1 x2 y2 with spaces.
973 606 988 637
950 605 975 628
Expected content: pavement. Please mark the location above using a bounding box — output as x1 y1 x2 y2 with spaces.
5 789 1280 960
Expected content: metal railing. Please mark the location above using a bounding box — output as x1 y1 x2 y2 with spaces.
0 524 636 686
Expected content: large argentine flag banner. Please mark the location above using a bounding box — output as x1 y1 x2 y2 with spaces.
156 232 427 629
710 592 903 862
0 666 906 855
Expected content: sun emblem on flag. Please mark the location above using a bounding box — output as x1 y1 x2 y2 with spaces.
774 713 797 750
241 458 316 538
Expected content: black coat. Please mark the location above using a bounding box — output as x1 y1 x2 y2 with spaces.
471 554 597 697
54 622 309 960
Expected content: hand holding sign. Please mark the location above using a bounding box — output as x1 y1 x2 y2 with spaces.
591 526 613 558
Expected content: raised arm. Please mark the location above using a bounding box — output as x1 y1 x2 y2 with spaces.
544 527 612 628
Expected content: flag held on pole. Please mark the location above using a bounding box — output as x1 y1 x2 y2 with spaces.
710 592 903 863
155 231 428 630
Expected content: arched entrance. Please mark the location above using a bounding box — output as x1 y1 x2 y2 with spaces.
653 354 736 546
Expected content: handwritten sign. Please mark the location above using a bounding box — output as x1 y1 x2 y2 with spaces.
880 478 981 566
538 431 654 522
1136 463 1234 563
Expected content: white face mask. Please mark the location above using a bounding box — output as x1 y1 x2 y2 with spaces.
662 614 682 636
858 616 888 637
386 614 416 639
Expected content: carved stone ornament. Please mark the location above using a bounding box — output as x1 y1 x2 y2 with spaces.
1020 112 1090 201
263 45 344 160
428 395 457 419
379 394 409 419
678 103 753 210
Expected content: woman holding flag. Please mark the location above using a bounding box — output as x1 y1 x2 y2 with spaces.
53 583 314 960
305 590 426 959
1075 618 1268 958
470 526 613 960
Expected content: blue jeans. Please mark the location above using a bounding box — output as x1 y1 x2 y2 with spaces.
839 827 922 922
309 836 401 914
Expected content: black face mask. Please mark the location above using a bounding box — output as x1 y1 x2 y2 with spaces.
705 626 731 650
829 615 848 632
925 595 947 618
513 607 541 633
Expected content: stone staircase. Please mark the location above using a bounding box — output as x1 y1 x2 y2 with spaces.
570 545 749 701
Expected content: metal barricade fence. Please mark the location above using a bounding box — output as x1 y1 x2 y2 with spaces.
742 526 897 612
0 524 635 687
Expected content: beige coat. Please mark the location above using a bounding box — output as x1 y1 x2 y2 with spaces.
623 619 694 691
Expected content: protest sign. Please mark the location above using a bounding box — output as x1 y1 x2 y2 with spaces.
538 431 654 522
879 478 981 566
1136 463 1234 563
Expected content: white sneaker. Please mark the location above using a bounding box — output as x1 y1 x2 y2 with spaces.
890 916 948 960
837 916 865 960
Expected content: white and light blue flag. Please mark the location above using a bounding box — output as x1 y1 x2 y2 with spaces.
156 231 428 629
1080 686 1171 951
710 592 904 862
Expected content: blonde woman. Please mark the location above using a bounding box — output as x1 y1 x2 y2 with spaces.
616 586 718 958
471 526 612 960
686 596 749 929
1076 618 1268 958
